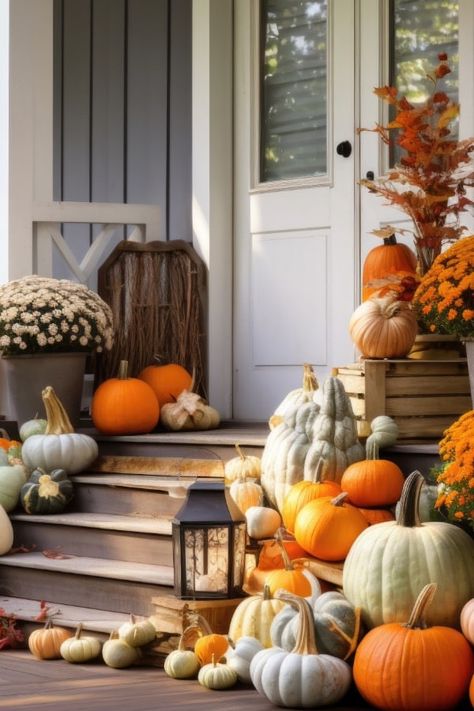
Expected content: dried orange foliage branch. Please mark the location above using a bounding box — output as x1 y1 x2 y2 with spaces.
360 53 474 275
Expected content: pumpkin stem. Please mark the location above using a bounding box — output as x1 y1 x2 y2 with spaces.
274 527 293 571
109 630 119 640
396 471 423 527
74 623 83 640
42 386 74 435
0 428 10 440
211 652 216 667
302 363 318 393
262 583 271 601
190 613 213 636
118 361 129 379
405 584 438 629
384 233 397 246
235 443 245 461
275 591 318 655
331 492 349 507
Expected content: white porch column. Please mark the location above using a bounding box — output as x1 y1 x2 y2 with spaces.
192 0 233 418
0 0 54 283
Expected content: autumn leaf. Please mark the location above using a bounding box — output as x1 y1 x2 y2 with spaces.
42 548 73 560
438 104 460 129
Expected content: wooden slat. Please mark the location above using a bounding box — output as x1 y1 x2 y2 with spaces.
362 360 386 421
396 415 461 439
386 395 472 417
385 375 470 395
384 359 467 376
89 455 225 477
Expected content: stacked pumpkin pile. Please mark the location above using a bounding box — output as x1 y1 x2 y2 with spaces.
91 360 220 435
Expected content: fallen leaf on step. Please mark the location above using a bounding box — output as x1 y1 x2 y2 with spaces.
42 548 73 560
7 544 36 554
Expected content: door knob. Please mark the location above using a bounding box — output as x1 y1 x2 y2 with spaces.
366 170 375 180
336 140 352 158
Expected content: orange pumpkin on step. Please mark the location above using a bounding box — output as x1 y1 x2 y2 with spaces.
294 492 368 561
341 443 405 508
358 507 395 525
282 459 342 534
138 362 192 407
91 360 160 435
362 233 417 301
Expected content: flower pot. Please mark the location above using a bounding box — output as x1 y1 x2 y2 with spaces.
1 352 87 427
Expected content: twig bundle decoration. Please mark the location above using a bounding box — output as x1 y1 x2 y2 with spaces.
95 240 206 396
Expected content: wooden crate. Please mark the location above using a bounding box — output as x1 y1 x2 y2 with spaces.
335 358 471 440
150 595 242 635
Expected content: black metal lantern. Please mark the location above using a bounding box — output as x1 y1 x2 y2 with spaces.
172 480 247 599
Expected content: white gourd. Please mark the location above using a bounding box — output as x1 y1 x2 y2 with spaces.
0 504 13 555
0 465 28 512
304 376 364 484
226 636 264 683
366 415 399 451
224 444 261 484
102 632 140 668
60 624 102 663
198 656 238 689
118 614 156 647
164 630 201 679
245 506 282 540
228 585 286 647
229 477 263 513
269 363 319 430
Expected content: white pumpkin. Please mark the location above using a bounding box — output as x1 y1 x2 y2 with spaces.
60 624 102 663
224 444 261 484
245 506 282 540
21 386 98 474
118 615 156 647
102 632 140 668
0 504 13 555
0 465 28 512
269 363 319 430
226 636 263 683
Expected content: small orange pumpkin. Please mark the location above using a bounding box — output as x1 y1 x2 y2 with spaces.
362 233 417 301
341 443 405 508
138 362 192 407
354 583 474 711
189 615 229 666
294 492 368 561
28 619 73 660
257 533 306 571
264 536 318 597
91 360 160 435
282 459 342 533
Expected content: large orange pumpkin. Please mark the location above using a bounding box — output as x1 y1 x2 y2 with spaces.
91 360 160 435
340 443 405 507
294 492 368 561
138 362 193 407
281 459 342 534
354 583 474 711
362 233 417 301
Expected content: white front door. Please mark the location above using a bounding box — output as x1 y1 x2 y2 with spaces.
233 0 358 421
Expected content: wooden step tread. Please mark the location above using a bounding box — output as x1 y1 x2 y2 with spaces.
0 552 174 586
0 596 132 633
10 512 173 535
89 455 226 477
72 473 191 496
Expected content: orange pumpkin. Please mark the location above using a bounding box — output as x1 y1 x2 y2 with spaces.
138 362 192 407
91 360 160 435
294 492 368 561
264 539 318 597
354 583 474 711
281 459 342 534
461 598 474 645
257 536 306 571
358 507 395 525
189 615 229 665
362 233 417 301
341 443 405 507
470 674 474 707
28 619 73 660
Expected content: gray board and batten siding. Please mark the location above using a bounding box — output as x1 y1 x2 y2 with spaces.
53 0 192 287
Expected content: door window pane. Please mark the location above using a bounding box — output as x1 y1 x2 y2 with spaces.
390 0 459 163
260 0 328 183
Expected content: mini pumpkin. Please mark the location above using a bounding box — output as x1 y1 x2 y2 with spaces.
349 294 418 358
229 476 263 514
60 623 102 663
117 614 156 647
20 468 74 514
21 387 98 474
226 636 264 683
0 504 13 555
224 443 261 484
188 615 229 666
28 619 73 660
0 464 28 512
19 417 48 442
245 506 282 540
160 388 220 431
102 630 140 668
228 584 286 647
198 654 238 690
340 442 405 508
91 360 160 435
362 233 418 301
164 627 201 679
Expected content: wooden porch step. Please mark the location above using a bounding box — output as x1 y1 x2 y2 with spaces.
0 596 132 635
0 552 174 616
10 512 174 565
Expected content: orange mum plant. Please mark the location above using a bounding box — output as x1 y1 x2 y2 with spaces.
435 410 474 533
412 235 474 338
360 53 474 276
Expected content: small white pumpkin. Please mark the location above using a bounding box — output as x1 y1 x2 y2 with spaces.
0 464 28 512
102 631 140 668
198 654 238 690
19 417 48 442
164 630 201 679
21 387 98 474
245 506 282 540
60 623 102 663
226 636 263 683
0 504 13 555
118 614 156 647
229 477 263 514
224 444 261 484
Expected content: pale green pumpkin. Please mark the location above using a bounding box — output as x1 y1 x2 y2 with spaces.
343 470 474 629
0 465 28 512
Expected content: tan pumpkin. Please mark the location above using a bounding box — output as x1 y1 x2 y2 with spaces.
160 388 220 431
59 623 102 663
224 444 261 484
245 505 281 540
28 619 73 660
229 476 263 514
228 584 286 647
269 363 319 430
349 295 418 358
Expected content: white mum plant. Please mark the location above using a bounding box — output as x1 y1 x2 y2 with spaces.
0 276 114 356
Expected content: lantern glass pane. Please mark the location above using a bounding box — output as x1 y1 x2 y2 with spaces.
184 527 229 596
233 524 246 586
